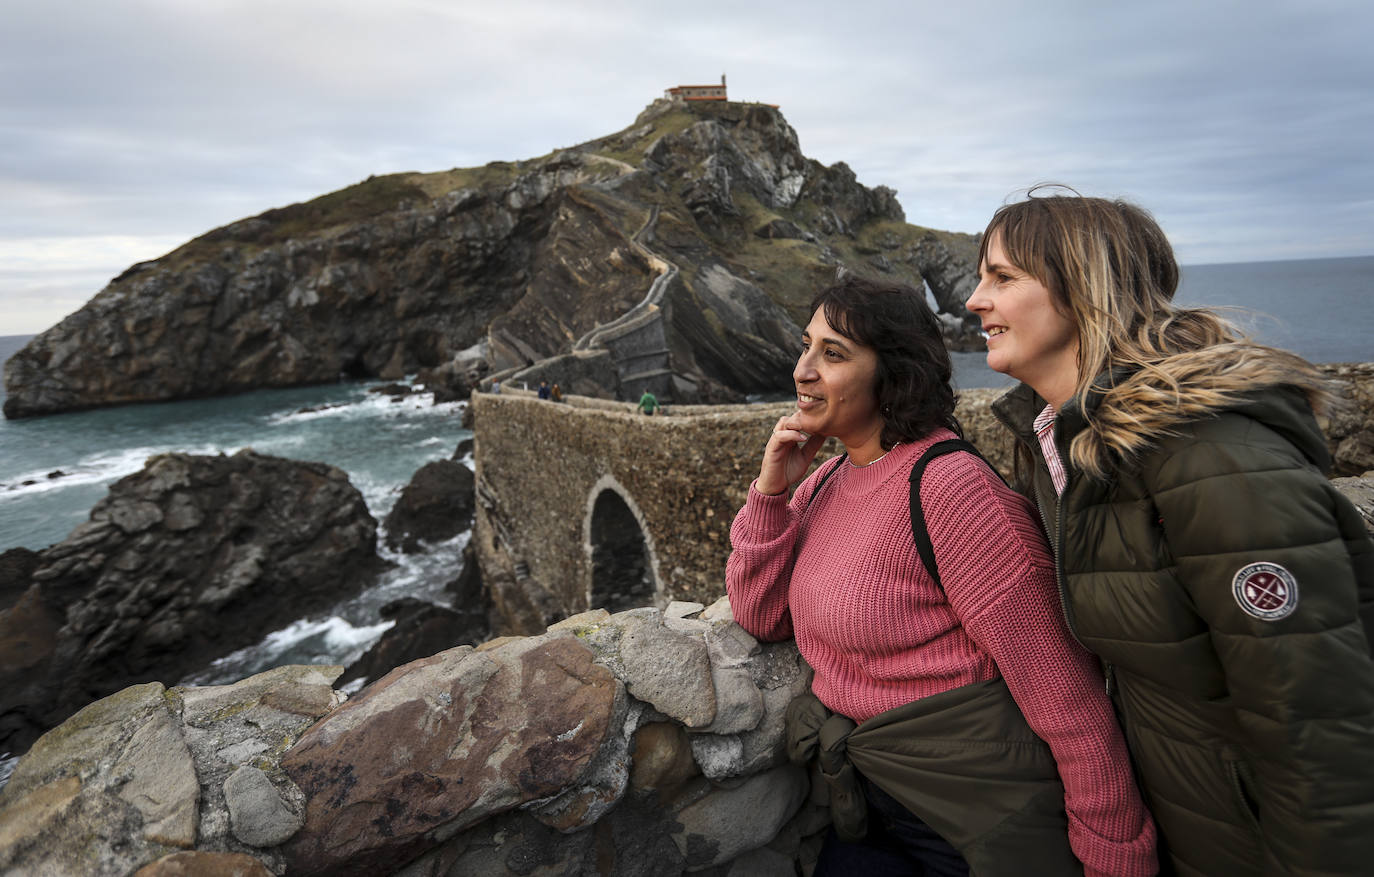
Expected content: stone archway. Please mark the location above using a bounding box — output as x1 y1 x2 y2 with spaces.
583 475 662 613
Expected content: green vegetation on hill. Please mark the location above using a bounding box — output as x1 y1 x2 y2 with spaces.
584 108 701 167
263 174 430 240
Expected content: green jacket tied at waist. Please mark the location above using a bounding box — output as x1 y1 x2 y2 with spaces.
786 678 1083 877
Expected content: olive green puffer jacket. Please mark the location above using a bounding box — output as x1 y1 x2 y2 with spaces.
993 379 1374 877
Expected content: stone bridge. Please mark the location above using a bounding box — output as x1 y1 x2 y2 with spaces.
469 387 1016 634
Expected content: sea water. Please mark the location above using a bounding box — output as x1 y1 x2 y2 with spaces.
0 367 474 688
0 254 1369 692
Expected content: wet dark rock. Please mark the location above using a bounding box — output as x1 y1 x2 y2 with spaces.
0 449 383 757
0 548 41 612
382 459 475 553
340 597 490 687
417 360 476 404
367 382 413 397
446 541 486 615
452 437 474 461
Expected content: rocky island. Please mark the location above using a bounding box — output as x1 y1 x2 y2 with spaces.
3 97 981 419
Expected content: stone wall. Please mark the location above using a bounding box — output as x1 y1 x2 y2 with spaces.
472 392 781 634
0 599 826 877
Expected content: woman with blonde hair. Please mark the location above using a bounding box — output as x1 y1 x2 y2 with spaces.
967 189 1374 875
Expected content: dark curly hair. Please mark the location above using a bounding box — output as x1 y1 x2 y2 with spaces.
810 274 961 448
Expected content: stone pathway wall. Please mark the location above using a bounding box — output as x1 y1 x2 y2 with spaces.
0 599 827 877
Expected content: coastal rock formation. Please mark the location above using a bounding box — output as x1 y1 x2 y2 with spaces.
0 450 382 756
0 547 40 611
339 597 490 688
0 600 821 877
4 458 1373 874
1321 362 1374 476
4 99 980 418
381 458 475 552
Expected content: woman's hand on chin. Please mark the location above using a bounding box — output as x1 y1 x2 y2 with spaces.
756 414 826 496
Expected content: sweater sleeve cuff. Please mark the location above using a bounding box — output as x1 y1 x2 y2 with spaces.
1071 810 1158 877
737 480 793 540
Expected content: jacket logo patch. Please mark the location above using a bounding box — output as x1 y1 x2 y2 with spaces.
1232 562 1298 621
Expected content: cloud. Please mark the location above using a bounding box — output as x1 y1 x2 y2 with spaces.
1 0 1370 334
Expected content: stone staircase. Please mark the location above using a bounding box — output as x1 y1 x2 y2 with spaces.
571 205 677 400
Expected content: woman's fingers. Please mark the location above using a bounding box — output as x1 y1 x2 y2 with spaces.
771 428 810 446
758 418 805 495
756 415 827 496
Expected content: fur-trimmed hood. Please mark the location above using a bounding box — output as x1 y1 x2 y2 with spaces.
993 341 1334 478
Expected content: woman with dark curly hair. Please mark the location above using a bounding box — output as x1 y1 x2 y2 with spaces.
726 275 1156 877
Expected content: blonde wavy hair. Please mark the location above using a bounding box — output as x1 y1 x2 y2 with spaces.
981 188 1331 479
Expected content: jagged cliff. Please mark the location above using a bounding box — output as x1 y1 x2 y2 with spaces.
3 99 981 419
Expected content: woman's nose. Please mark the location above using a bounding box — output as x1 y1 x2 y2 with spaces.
793 352 817 383
966 280 990 314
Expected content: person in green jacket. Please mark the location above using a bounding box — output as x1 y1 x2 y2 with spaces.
966 188 1374 876
637 388 659 416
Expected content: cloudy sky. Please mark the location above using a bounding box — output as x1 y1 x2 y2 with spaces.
2 0 1370 335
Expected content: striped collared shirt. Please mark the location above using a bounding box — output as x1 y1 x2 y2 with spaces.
1033 403 1068 496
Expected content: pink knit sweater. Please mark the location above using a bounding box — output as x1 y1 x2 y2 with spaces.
726 431 1157 877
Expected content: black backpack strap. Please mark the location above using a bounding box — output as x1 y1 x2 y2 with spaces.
807 453 848 507
909 439 1007 590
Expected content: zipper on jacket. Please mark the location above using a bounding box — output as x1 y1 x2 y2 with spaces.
1033 480 1086 650
1226 759 1262 830
1048 463 1115 695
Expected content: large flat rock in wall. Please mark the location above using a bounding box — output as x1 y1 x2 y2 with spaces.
0 682 199 876
280 633 622 876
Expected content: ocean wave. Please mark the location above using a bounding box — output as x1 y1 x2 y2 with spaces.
182 614 395 686
177 527 471 687
264 390 464 427
1 442 225 497
367 530 471 609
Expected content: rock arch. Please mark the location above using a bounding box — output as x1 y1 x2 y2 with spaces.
583 474 662 611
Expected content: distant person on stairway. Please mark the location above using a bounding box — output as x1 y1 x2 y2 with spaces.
637 388 658 416
726 274 1156 877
